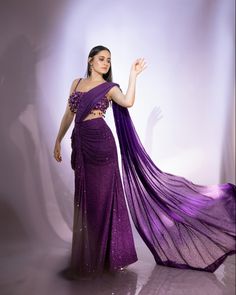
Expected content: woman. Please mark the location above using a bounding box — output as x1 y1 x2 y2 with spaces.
54 45 236 278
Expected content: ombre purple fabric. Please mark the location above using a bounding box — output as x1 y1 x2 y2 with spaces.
69 81 236 277
69 82 138 278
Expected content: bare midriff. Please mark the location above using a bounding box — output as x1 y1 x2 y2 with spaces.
82 109 105 121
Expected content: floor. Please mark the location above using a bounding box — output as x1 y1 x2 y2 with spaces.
1 239 235 295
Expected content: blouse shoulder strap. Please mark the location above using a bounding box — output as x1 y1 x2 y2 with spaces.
74 78 82 92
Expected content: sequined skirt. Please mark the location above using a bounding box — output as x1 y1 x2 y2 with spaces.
69 118 138 277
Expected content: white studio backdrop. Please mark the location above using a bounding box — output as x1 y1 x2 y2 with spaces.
41 0 235 184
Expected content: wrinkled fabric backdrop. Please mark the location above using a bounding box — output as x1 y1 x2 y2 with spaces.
0 0 235 252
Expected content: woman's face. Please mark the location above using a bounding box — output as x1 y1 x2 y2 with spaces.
89 50 111 75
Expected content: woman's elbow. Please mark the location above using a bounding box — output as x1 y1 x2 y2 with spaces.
65 111 75 123
126 102 134 108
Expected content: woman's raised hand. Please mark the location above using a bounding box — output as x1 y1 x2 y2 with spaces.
54 140 62 162
130 58 148 77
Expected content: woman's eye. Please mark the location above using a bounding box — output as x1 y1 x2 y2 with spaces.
99 58 111 63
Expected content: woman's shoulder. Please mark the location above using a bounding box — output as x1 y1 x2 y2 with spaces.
70 77 83 93
108 81 120 89
72 77 82 86
106 81 122 101
109 81 122 91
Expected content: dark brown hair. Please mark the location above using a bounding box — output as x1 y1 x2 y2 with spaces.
86 45 113 82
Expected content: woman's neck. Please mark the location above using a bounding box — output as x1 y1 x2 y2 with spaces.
87 73 104 82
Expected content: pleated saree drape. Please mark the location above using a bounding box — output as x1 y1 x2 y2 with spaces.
69 82 138 277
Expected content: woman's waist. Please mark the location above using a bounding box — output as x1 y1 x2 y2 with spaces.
71 118 114 146
75 116 105 126
73 117 110 135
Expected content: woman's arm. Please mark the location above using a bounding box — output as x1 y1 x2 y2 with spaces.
109 58 147 108
53 79 78 162
56 104 75 142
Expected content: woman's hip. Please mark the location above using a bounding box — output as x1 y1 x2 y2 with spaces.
74 118 117 165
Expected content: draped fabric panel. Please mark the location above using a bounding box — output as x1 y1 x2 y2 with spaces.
112 100 236 272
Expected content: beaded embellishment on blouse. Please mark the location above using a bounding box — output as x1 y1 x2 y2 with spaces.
68 91 110 115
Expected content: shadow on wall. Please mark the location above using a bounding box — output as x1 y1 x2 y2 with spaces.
0 34 70 250
144 106 163 155
220 93 235 184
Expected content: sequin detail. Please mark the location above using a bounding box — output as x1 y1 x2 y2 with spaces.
68 91 110 114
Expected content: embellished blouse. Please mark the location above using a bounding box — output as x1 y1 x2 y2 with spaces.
68 91 110 115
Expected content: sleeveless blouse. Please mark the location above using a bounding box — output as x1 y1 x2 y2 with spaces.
68 91 110 115
68 77 111 116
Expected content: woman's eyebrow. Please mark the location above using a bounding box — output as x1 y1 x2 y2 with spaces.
99 55 111 59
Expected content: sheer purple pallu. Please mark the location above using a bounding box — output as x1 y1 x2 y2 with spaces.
70 81 236 275
112 84 236 272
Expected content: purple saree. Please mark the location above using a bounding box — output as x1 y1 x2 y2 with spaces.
69 81 236 277
69 82 138 277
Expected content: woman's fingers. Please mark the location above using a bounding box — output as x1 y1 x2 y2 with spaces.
55 153 62 162
54 147 62 162
140 58 147 68
138 57 145 65
136 57 147 69
55 154 62 162
133 57 148 74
